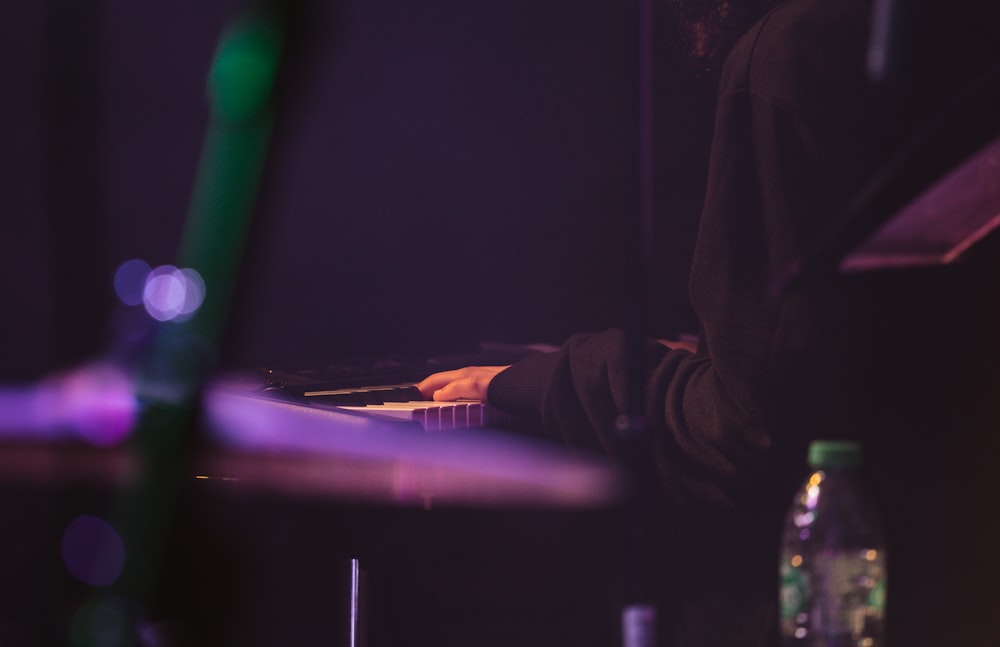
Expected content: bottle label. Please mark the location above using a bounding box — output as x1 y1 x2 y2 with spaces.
780 557 808 622
780 549 886 643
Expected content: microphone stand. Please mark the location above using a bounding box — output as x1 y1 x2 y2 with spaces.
619 0 658 645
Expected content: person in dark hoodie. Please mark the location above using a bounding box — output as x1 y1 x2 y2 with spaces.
419 0 1000 644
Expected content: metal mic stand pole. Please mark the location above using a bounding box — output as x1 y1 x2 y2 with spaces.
619 0 658 644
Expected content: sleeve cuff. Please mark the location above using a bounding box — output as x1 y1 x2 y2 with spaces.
486 350 562 425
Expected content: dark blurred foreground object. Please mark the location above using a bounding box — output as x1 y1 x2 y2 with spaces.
0 433 625 646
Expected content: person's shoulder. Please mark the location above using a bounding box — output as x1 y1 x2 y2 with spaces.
722 0 872 103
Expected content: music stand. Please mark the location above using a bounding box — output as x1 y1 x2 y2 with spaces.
774 61 1000 290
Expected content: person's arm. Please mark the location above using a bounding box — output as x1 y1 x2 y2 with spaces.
490 329 775 508
414 337 695 401
417 327 771 509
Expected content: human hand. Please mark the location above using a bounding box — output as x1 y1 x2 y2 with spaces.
416 366 509 402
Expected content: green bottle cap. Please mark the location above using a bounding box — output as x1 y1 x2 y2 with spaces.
807 440 862 469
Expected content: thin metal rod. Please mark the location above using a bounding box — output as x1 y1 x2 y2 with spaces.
349 558 365 647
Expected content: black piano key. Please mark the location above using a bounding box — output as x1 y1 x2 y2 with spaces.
373 386 424 402
302 385 425 406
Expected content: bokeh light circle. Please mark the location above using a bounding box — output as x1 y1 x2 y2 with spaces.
113 259 152 307
176 267 206 317
61 515 126 587
142 265 206 322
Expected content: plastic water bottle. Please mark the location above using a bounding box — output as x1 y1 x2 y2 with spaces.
779 440 887 646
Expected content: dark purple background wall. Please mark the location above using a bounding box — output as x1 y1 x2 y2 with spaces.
0 0 715 380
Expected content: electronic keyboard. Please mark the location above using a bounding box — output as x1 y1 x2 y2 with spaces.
243 344 548 431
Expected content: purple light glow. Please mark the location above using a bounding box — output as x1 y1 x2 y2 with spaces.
114 259 206 322
793 511 816 528
805 484 820 510
0 364 137 446
200 385 623 507
61 515 126 587
142 265 205 322
41 364 137 446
